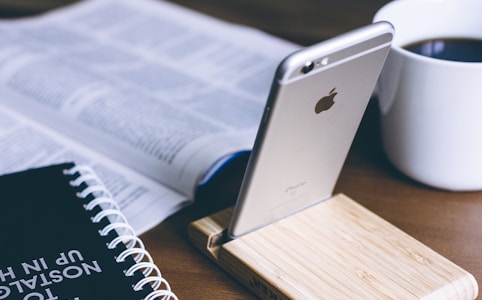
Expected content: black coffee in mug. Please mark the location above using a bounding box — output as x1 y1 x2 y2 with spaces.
403 38 482 62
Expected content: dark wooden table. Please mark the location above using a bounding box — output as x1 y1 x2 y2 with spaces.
2 1 480 299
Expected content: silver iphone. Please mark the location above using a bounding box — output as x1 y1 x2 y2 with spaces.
228 22 394 239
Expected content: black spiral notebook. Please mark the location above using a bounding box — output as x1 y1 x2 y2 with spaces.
0 163 177 300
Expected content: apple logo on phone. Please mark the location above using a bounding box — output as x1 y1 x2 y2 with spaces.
315 88 337 114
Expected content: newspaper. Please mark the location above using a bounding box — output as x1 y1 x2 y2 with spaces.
0 0 298 233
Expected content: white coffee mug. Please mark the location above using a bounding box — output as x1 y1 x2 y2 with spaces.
373 0 482 191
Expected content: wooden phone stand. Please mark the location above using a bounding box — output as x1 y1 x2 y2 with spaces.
189 194 478 299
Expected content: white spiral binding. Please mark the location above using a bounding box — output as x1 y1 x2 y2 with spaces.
64 165 178 300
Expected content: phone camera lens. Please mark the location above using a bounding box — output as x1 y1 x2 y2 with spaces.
301 61 314 74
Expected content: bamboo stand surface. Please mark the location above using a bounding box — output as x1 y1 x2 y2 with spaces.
188 194 478 299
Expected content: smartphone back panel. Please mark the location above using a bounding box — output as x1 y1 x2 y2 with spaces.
229 23 393 239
